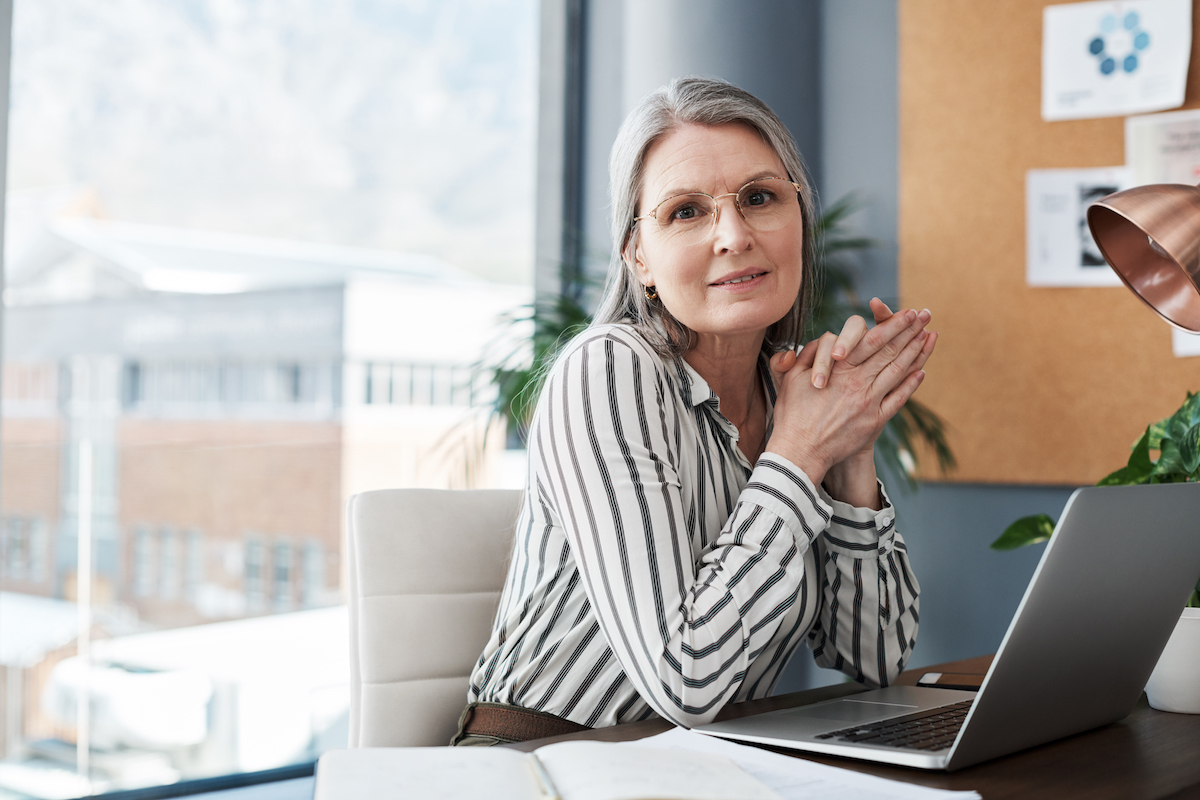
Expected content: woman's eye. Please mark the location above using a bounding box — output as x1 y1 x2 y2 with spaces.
669 204 701 222
744 190 773 207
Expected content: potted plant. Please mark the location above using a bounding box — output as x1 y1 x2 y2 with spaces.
992 391 1200 713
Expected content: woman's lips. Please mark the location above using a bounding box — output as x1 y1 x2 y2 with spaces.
711 271 767 290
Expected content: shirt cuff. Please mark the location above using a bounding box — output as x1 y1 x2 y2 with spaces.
744 453 833 545
817 481 897 558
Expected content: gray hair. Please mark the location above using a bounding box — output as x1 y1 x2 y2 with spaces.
591 76 818 357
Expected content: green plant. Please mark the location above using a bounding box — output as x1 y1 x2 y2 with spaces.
489 291 593 446
483 194 956 487
810 195 956 488
991 392 1200 608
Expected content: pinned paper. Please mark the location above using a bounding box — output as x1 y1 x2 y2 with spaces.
1042 0 1192 121
1172 329 1200 357
1126 107 1200 186
1026 167 1131 286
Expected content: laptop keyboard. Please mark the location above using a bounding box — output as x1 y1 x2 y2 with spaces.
813 700 974 752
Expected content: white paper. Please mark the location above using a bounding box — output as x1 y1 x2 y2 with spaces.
1172 329 1200 357
539 740 780 800
1126 107 1200 185
1042 0 1192 121
1026 167 1131 286
633 729 981 800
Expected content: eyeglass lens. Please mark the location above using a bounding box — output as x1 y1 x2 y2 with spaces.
648 178 799 243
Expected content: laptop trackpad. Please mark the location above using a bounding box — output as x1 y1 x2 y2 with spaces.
793 699 919 724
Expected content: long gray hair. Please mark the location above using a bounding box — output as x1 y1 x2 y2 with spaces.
591 76 818 357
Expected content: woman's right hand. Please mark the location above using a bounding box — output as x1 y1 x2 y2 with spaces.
766 307 933 485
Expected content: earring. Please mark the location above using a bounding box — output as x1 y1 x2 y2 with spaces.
644 285 658 301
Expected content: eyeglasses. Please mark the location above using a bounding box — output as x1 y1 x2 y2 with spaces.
633 177 803 246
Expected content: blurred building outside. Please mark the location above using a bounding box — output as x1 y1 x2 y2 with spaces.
0 189 529 795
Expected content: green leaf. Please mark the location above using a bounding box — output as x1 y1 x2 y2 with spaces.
990 514 1056 551
1147 417 1169 450
1154 438 1187 478
1128 426 1153 471
1179 390 1200 427
1096 466 1138 486
1180 422 1200 476
1098 427 1154 485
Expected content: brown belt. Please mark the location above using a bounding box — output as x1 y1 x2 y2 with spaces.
459 702 591 743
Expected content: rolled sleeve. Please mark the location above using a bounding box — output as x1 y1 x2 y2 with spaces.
809 481 920 688
819 482 898 557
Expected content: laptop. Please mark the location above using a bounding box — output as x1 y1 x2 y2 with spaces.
695 483 1200 771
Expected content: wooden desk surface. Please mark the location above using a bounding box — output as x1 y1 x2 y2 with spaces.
509 656 1200 800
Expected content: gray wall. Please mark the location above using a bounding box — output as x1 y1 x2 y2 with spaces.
573 0 823 295
544 0 1083 693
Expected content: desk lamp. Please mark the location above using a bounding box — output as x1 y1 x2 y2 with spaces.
1087 183 1200 331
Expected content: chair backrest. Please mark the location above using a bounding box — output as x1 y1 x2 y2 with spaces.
346 488 523 747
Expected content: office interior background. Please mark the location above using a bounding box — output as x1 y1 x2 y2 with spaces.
0 0 1077 797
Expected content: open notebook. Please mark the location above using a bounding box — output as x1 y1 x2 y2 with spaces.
315 740 777 800
314 729 981 800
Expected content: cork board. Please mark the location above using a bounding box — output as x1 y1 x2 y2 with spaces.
899 0 1200 485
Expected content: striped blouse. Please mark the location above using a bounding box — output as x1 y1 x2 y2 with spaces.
469 323 920 729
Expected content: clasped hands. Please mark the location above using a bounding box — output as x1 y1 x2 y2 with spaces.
766 299 937 507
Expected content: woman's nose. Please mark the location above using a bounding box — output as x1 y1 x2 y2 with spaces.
710 197 754 254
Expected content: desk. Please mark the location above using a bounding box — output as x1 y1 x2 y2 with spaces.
508 656 1200 800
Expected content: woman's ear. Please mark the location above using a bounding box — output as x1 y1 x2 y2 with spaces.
626 237 653 288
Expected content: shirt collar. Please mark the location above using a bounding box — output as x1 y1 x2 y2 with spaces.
675 353 778 411
676 358 718 408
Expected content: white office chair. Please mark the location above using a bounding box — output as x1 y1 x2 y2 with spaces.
346 488 523 747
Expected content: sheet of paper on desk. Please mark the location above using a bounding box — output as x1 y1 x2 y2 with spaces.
638 729 981 800
1042 0 1191 121
1026 167 1130 287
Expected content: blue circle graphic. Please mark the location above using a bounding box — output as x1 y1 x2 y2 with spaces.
1091 12 1150 76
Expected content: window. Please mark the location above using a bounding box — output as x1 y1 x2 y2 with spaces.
185 528 204 604
133 526 155 599
0 0 536 794
159 527 179 600
361 362 490 407
2 517 27 580
272 541 293 613
245 538 266 614
302 541 325 609
29 516 47 583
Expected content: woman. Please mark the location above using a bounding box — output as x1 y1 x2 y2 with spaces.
454 77 936 745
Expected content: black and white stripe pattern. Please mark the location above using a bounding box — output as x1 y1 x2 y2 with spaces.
470 324 920 728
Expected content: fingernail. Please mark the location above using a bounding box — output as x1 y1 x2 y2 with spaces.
814 373 826 388
918 308 931 322
917 370 926 381
916 329 927 340
905 309 917 323
832 347 845 359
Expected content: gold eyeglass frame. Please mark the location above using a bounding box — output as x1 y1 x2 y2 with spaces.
632 177 804 233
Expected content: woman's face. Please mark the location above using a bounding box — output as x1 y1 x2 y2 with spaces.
628 122 804 346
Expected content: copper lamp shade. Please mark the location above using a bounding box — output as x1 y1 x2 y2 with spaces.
1087 183 1200 332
